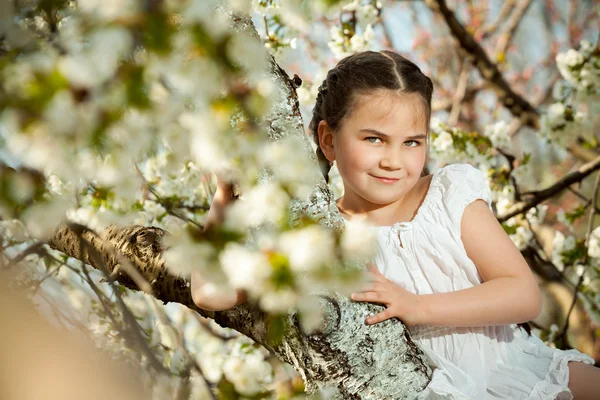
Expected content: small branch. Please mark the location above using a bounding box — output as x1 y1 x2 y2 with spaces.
448 60 470 126
5 241 45 269
78 233 168 373
479 0 515 40
424 0 540 129
566 187 600 215
498 155 600 222
494 0 533 57
557 170 600 342
432 85 482 112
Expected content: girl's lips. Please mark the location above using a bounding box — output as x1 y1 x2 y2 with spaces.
370 175 400 184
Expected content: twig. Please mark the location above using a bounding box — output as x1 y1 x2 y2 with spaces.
78 234 168 373
479 0 515 40
498 155 600 222
134 163 205 230
494 0 533 58
432 84 483 112
424 0 539 129
192 312 239 341
146 298 218 400
528 319 548 331
557 170 600 342
448 60 470 126
5 241 45 269
31 258 64 297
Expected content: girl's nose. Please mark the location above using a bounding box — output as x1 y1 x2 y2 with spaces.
380 150 403 169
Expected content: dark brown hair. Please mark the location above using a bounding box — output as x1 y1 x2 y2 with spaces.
309 50 434 183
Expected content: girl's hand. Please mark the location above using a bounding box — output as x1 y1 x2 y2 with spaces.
204 174 237 230
350 264 424 327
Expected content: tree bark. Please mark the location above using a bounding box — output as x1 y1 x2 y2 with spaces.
45 13 433 399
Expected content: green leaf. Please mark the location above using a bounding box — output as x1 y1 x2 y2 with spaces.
269 253 295 289
565 206 586 224
122 63 150 109
502 223 518 235
144 12 174 54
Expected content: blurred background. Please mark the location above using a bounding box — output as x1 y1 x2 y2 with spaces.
1 0 599 398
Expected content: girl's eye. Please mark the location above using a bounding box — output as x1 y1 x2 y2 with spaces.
405 140 421 147
365 137 382 143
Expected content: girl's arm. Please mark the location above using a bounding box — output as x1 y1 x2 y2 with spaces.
417 199 542 327
190 180 247 311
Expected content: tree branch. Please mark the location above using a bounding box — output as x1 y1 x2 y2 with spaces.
498 155 600 222
479 0 515 40
424 0 599 163
494 0 534 57
424 0 540 129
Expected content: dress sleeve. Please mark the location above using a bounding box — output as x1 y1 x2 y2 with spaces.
439 163 493 234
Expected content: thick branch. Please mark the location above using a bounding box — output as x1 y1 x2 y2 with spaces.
46 223 432 397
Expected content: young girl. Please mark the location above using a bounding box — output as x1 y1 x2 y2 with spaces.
191 50 600 399
309 50 599 399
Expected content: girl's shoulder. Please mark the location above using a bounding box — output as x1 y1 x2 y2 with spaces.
435 163 489 190
433 163 493 231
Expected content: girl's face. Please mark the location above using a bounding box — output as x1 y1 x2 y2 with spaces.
318 90 428 209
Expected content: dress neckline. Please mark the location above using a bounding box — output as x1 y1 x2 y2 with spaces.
338 167 443 230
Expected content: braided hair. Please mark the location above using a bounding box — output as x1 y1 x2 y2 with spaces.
308 52 534 337
308 50 434 183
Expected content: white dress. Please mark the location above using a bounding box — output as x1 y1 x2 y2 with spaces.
366 163 594 400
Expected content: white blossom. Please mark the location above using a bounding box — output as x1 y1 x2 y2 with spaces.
0 219 30 242
142 200 167 221
552 230 576 271
588 227 600 259
279 225 335 272
431 131 454 153
556 208 574 231
225 182 290 230
509 225 533 250
185 112 229 172
341 217 376 262
164 230 218 277
260 136 319 198
77 0 139 20
525 205 548 225
556 49 584 84
222 350 273 396
219 243 271 295
546 103 566 129
494 185 515 214
259 288 299 313
484 120 510 149
22 197 70 239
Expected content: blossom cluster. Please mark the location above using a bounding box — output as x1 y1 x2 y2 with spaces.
327 0 380 59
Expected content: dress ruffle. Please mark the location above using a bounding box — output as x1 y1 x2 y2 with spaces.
414 326 594 399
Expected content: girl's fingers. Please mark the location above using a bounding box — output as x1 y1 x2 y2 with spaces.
367 263 380 273
368 273 387 285
358 282 383 292
366 308 393 325
350 291 382 303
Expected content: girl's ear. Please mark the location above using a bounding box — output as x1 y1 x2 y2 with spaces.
317 120 336 162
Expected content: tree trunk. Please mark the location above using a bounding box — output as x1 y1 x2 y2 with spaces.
45 13 433 399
